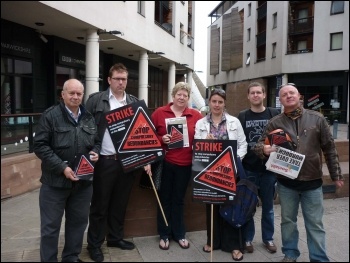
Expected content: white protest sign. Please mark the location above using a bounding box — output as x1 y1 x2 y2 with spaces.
265 147 305 179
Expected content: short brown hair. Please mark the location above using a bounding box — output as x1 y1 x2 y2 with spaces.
109 63 128 78
247 82 265 94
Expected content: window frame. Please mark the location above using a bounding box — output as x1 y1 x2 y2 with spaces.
330 32 343 50
272 42 276 58
246 53 251 65
137 1 145 16
272 12 277 29
330 1 344 15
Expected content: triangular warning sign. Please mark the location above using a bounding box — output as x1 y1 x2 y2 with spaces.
119 107 162 152
194 146 237 195
75 155 94 176
169 126 183 144
271 134 288 145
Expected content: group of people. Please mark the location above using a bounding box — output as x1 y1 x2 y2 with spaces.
34 62 344 262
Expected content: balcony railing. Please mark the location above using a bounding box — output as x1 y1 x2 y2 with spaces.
286 48 313 54
1 113 42 156
257 2 267 20
288 16 314 35
256 31 266 47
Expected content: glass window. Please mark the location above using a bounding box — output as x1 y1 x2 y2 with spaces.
248 3 251 16
273 13 277 29
247 28 251 41
155 1 172 33
180 23 184 44
137 1 145 16
331 1 344 15
297 40 307 51
14 60 32 75
246 53 251 65
1 57 33 114
272 43 276 58
298 9 308 23
330 32 343 50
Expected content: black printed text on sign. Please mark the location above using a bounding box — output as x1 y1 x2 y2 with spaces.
192 140 238 205
104 100 164 173
73 154 94 181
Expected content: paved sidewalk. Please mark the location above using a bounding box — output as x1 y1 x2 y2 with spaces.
1 189 349 262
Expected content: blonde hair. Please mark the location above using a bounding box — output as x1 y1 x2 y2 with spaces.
171 82 191 98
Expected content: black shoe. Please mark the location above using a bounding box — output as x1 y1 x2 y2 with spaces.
87 247 104 262
107 239 135 250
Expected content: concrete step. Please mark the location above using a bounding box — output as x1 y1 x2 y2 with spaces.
322 161 349 199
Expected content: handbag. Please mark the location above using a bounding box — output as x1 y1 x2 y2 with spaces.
151 160 163 190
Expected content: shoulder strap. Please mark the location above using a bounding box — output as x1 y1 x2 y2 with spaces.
236 157 246 180
238 109 249 127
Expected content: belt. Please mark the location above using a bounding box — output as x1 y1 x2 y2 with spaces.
100 154 118 160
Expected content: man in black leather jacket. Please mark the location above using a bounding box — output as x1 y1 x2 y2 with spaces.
34 79 100 262
85 63 139 262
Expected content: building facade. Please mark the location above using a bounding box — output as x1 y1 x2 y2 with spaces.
1 1 197 155
1 2 208 236
206 1 349 124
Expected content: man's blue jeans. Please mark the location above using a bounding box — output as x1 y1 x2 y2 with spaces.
277 182 329 262
244 169 276 243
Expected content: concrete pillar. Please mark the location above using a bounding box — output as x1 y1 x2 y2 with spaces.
139 50 149 105
85 29 100 103
187 70 193 108
168 62 176 103
280 74 289 112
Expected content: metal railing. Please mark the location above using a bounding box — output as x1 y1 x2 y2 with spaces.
288 16 314 35
1 113 42 156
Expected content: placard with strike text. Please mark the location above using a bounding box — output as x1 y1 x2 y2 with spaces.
192 139 238 204
104 100 164 173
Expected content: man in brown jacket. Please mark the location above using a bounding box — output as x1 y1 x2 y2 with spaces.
254 83 344 262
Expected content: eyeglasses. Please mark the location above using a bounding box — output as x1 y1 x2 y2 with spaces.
279 83 296 88
111 77 127 82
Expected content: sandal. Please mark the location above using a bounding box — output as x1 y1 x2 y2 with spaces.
232 250 243 261
178 239 190 249
159 238 169 250
202 244 211 253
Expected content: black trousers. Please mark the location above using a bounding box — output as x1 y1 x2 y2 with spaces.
40 182 92 262
205 204 245 252
87 158 136 248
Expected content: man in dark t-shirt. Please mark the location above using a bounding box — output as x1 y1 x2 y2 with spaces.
237 82 280 254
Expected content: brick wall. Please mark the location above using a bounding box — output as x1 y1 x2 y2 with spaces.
1 153 41 198
225 78 268 116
